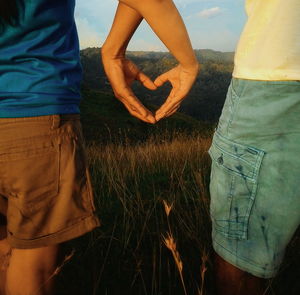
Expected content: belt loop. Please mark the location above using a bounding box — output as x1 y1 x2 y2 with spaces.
51 115 61 130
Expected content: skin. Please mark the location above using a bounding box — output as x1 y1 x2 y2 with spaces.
101 3 156 124
214 253 269 295
101 0 199 123
0 219 10 295
5 245 60 295
0 216 62 295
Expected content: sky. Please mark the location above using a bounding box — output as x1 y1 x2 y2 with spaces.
75 0 247 52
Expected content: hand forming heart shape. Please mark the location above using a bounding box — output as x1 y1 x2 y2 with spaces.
101 55 199 124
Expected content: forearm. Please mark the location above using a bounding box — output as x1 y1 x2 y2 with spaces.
102 3 142 57
119 0 198 69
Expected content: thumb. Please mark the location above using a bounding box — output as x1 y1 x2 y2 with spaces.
154 72 169 87
136 71 157 90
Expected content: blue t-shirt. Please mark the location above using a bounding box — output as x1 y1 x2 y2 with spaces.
0 0 82 118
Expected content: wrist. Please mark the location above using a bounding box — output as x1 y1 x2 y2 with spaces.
101 41 127 59
179 60 200 74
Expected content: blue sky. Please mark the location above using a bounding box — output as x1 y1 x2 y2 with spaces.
75 0 247 52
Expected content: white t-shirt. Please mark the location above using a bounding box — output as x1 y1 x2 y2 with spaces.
233 0 300 81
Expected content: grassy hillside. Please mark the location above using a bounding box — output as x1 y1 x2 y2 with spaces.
80 88 214 144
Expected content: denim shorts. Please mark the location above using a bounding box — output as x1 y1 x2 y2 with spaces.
0 114 100 248
208 78 300 278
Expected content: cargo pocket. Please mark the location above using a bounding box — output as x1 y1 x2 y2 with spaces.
208 132 265 240
1 138 60 216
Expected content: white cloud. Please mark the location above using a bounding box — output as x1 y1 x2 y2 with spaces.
197 7 222 18
75 17 103 49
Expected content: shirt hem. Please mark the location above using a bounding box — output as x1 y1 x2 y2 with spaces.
233 68 300 81
0 105 80 118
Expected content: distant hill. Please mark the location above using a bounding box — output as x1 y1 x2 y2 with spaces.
81 47 234 61
80 47 233 123
194 49 234 63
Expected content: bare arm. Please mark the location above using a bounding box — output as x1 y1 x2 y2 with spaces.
102 3 157 124
102 0 199 122
102 3 142 58
119 0 198 70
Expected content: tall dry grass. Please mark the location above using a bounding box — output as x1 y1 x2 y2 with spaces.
87 132 213 294
55 130 299 295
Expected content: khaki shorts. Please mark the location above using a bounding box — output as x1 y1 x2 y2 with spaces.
0 114 100 249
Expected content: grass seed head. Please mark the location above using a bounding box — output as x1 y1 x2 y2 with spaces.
162 200 173 217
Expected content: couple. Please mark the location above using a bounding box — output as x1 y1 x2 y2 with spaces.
0 0 299 295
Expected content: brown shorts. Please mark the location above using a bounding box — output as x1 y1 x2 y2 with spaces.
0 114 100 249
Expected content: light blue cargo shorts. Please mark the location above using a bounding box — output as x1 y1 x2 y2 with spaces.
208 77 300 278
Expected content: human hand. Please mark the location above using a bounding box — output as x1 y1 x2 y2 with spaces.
101 53 157 124
154 63 199 121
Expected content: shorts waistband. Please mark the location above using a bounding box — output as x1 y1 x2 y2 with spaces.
232 77 300 87
0 114 80 129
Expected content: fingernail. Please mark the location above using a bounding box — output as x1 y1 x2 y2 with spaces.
146 115 155 122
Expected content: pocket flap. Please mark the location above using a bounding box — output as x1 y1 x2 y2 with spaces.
208 132 265 181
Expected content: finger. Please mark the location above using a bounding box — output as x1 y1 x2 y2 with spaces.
165 104 181 118
120 97 156 124
154 72 170 87
156 89 186 117
155 88 178 116
117 88 148 117
156 103 180 121
123 101 156 124
130 110 156 124
136 71 157 90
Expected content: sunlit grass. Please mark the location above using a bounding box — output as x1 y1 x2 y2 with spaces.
86 132 213 294
55 130 299 295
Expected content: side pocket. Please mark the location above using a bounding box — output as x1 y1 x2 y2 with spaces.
62 118 96 213
208 132 265 240
217 78 243 134
2 139 60 215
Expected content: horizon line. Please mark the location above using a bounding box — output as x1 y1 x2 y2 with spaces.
80 47 235 53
